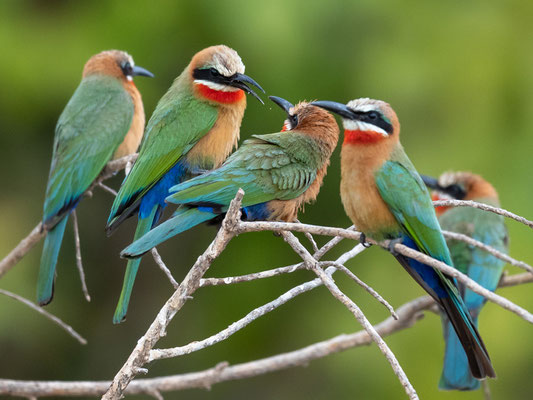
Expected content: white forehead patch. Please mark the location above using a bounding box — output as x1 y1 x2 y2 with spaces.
211 47 245 77
343 119 388 137
438 172 459 187
346 97 386 112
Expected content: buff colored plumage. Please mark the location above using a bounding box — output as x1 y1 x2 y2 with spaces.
121 97 339 258
313 98 495 382
37 50 152 306
106 45 264 323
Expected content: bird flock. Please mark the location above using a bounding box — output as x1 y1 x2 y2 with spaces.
36 45 508 391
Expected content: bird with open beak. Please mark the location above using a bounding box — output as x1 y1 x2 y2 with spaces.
120 96 339 260
106 45 265 323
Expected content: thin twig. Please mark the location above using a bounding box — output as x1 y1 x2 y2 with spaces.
152 243 366 361
280 231 418 400
151 248 179 289
0 268 528 398
237 221 533 323
72 210 90 302
101 190 244 400
0 296 433 398
0 154 138 279
433 199 533 229
0 289 87 345
0 223 45 278
442 230 533 274
97 182 118 196
324 261 398 319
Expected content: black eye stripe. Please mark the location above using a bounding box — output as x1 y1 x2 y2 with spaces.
193 67 225 83
120 61 133 76
354 111 393 134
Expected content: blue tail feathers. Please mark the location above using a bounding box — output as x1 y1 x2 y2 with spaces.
37 216 69 305
440 317 481 390
121 208 216 259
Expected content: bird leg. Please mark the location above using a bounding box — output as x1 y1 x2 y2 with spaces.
359 233 372 248
387 237 404 256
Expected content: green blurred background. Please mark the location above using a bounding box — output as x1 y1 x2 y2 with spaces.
1 0 532 398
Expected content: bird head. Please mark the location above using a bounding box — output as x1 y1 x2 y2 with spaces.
190 45 264 105
269 95 339 153
311 98 399 145
82 50 153 82
421 171 499 214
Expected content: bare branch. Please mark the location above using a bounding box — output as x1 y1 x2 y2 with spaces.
152 244 365 361
0 296 433 398
281 231 418 400
151 248 179 289
97 182 118 196
0 154 138 279
0 223 45 278
237 221 533 323
499 272 533 287
442 230 533 274
323 261 398 319
72 210 90 302
101 190 244 400
0 289 87 345
395 244 533 323
433 199 533 229
0 264 529 398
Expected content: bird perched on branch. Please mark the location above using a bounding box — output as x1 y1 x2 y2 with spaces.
37 50 153 306
312 98 496 382
121 96 339 260
422 172 508 390
106 45 264 323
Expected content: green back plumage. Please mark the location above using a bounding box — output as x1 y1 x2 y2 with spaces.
374 145 453 265
166 131 322 209
44 74 134 226
107 72 218 225
438 198 508 275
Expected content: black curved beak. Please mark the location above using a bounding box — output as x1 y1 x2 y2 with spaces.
132 65 154 78
311 100 357 120
269 96 294 115
420 174 440 190
229 73 265 104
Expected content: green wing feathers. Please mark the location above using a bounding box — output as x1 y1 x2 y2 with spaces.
44 75 134 225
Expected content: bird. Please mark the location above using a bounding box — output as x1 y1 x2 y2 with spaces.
120 96 339 259
422 171 508 390
311 98 496 381
37 50 153 306
106 45 265 323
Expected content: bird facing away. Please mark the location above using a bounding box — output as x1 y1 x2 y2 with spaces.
120 96 339 258
38 50 153 306
106 45 265 324
312 98 496 381
422 172 508 390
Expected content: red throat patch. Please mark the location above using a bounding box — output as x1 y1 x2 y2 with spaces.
197 83 245 104
343 129 385 145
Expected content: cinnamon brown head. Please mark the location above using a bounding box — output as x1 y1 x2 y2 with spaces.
82 50 153 81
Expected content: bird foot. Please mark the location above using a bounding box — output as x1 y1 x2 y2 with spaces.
359 233 372 248
387 238 403 256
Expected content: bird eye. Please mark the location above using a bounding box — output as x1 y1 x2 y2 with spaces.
121 61 133 76
289 114 298 129
368 111 379 120
209 67 220 76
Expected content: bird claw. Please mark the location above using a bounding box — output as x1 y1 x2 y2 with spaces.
359 233 372 248
387 238 403 256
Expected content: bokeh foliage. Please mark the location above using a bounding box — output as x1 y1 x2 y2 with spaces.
0 1 532 398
